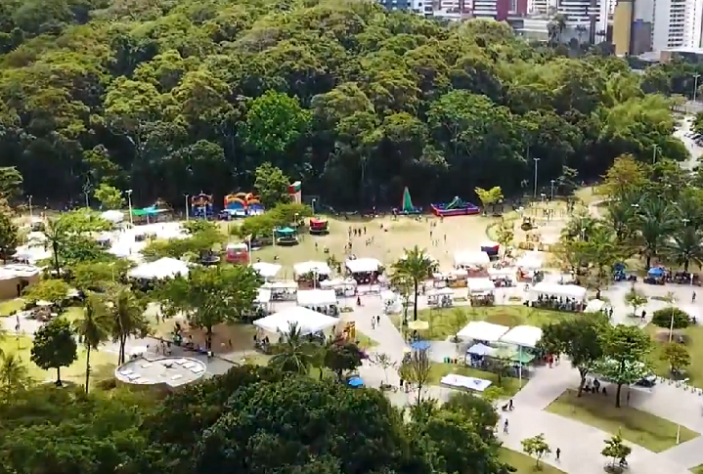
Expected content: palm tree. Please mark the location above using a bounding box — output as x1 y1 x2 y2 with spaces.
392 246 436 321
561 212 598 242
75 295 112 393
0 353 31 393
605 199 638 243
270 323 315 374
635 199 677 269
42 218 68 276
108 287 148 365
666 227 703 272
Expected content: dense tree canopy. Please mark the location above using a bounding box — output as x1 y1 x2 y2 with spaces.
0 0 688 208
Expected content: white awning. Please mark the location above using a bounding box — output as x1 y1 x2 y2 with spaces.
585 299 608 313
467 278 495 293
488 267 516 279
500 325 542 348
101 210 125 223
261 281 298 290
297 289 337 306
252 262 282 279
428 288 454 296
530 282 587 301
517 252 544 270
128 257 189 280
457 321 509 342
255 288 272 304
454 251 490 267
345 258 381 274
253 306 338 335
293 261 331 276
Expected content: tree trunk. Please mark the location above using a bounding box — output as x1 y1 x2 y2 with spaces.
119 336 127 365
577 371 587 397
646 255 652 270
684 260 690 272
85 346 91 394
56 366 62 386
615 383 622 408
413 280 418 321
206 326 212 351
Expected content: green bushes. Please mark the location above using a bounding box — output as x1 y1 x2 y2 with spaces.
651 308 691 329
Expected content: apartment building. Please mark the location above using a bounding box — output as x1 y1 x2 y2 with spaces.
519 0 612 43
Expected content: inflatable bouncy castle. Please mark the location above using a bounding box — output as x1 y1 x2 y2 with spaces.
223 192 264 217
289 181 302 204
190 193 213 219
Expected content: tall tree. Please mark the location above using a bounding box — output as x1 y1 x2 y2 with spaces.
107 286 148 365
0 210 18 263
254 162 291 209
0 353 32 394
392 246 435 322
74 295 112 393
269 323 316 375
30 317 78 386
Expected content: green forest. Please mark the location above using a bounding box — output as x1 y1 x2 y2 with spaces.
0 0 693 208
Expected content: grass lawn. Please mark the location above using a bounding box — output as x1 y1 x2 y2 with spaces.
499 448 566 474
354 331 378 350
392 306 573 341
428 362 523 397
646 323 703 389
0 298 24 316
546 389 699 452
690 463 703 474
0 335 116 387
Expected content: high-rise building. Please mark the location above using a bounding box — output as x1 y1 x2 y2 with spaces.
520 0 611 44
430 0 527 20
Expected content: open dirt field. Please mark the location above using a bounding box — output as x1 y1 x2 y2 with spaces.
249 214 500 278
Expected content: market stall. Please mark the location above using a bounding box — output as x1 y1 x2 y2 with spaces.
101 210 125 224
381 290 402 314
528 282 587 311
487 267 516 287
427 287 453 307
297 289 338 315
456 321 509 343
294 261 332 288
128 258 189 280
453 251 490 275
517 252 544 282
345 257 383 284
480 241 500 260
467 278 496 306
252 262 282 281
585 299 611 314
253 306 339 344
500 325 542 348
319 277 356 297
432 269 468 288
261 281 298 301
255 288 272 314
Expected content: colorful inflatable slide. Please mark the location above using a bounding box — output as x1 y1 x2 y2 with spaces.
223 192 264 217
431 196 480 217
398 187 422 215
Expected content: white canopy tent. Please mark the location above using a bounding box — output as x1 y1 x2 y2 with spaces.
319 278 356 296
345 258 382 274
457 321 509 342
128 257 189 280
529 282 587 301
261 281 297 301
253 306 339 340
500 325 542 348
297 289 337 308
13 245 51 264
585 299 610 313
454 251 490 268
101 210 125 224
516 252 544 270
294 261 331 277
252 262 282 280
467 278 496 294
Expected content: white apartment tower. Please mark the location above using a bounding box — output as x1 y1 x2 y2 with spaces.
526 0 612 42
651 0 703 51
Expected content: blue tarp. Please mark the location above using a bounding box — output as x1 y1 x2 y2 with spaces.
648 267 665 276
410 340 431 351
348 377 364 387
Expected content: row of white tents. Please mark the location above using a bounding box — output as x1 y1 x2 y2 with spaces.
453 250 544 271
457 321 543 348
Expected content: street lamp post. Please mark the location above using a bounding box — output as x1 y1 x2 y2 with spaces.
533 157 541 199
125 189 133 226
550 179 556 200
27 195 32 218
185 194 190 221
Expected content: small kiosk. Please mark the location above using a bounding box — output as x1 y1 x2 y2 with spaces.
261 281 298 301
487 267 516 287
294 261 332 288
480 241 500 260
432 269 468 288
517 252 544 282
255 288 273 314
254 307 339 344
467 278 496 306
297 289 339 315
427 287 454 308
274 227 298 245
225 243 250 264
252 262 282 282
319 278 357 297
345 258 383 284
454 251 490 276
309 218 329 235
528 282 587 312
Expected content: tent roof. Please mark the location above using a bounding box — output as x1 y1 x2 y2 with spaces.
530 282 587 301
253 307 338 335
255 288 272 304
428 287 453 296
585 299 608 313
457 321 509 342
345 258 381 274
467 278 496 293
252 262 282 279
467 343 492 356
517 252 544 270
101 210 124 223
128 257 189 280
294 261 331 276
454 251 490 267
297 289 337 306
500 325 543 348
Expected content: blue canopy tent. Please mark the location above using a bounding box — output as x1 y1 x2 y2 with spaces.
648 267 665 277
348 376 364 388
410 340 431 351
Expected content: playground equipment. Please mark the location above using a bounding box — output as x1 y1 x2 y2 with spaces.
225 243 249 264
430 196 479 217
190 193 213 219
395 187 422 215
274 227 298 245
289 181 302 204
310 217 329 235
223 192 264 217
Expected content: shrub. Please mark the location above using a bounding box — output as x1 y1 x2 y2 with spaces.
651 308 691 329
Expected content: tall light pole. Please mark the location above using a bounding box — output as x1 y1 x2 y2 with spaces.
27 195 32 218
185 194 190 221
693 73 700 103
533 157 541 199
125 189 133 226
550 179 555 200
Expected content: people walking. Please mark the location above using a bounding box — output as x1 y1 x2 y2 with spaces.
503 419 509 433
556 448 561 461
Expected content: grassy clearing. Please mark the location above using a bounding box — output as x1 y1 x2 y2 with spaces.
428 362 523 396
546 389 699 452
391 306 573 341
0 298 24 316
499 447 566 474
646 323 703 389
690 463 703 474
354 331 378 350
